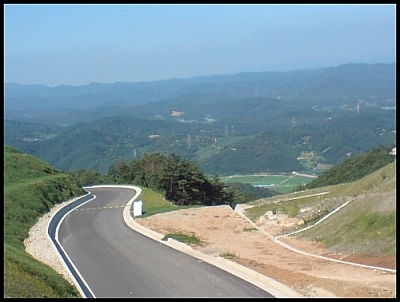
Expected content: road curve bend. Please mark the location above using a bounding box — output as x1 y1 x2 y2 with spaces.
53 185 301 298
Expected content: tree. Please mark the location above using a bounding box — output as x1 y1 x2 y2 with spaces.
108 160 129 183
67 169 105 186
207 175 235 207
107 151 236 207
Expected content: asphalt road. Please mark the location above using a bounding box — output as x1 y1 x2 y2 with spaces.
58 186 274 298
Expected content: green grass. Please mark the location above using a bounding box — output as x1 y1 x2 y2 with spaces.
244 188 329 221
4 147 61 186
242 162 396 257
348 212 396 233
297 207 396 257
243 227 257 232
161 233 204 245
137 186 201 217
136 186 179 216
4 145 85 298
219 251 239 259
4 244 79 298
220 174 314 194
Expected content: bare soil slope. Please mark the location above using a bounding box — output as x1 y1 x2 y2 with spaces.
135 204 396 298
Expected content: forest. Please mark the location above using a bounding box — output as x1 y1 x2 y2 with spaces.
4 63 396 176
4 106 395 176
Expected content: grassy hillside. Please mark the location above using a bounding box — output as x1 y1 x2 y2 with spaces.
244 161 396 257
298 146 394 189
4 145 86 298
295 162 396 256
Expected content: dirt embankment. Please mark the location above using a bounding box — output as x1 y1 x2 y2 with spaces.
135 205 396 298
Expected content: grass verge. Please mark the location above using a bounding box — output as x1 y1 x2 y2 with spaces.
161 233 204 246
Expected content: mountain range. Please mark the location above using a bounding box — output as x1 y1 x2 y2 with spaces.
4 63 396 175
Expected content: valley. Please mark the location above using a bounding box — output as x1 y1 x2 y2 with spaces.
4 63 396 176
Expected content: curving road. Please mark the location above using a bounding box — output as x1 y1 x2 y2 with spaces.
57 186 275 298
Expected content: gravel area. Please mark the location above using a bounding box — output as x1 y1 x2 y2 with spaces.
24 197 80 286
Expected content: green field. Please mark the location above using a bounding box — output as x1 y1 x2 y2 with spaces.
220 174 316 194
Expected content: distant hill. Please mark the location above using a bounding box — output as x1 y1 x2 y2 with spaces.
4 63 395 125
4 106 396 175
299 146 395 189
4 63 396 175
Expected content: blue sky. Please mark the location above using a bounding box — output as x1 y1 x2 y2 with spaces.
4 4 396 87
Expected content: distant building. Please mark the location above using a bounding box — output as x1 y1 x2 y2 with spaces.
171 110 184 117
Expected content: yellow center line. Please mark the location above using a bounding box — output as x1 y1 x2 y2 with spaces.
76 205 125 211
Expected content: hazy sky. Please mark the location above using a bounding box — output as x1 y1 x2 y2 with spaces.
4 4 396 87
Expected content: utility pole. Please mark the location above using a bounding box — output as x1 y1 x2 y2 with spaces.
291 116 297 127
